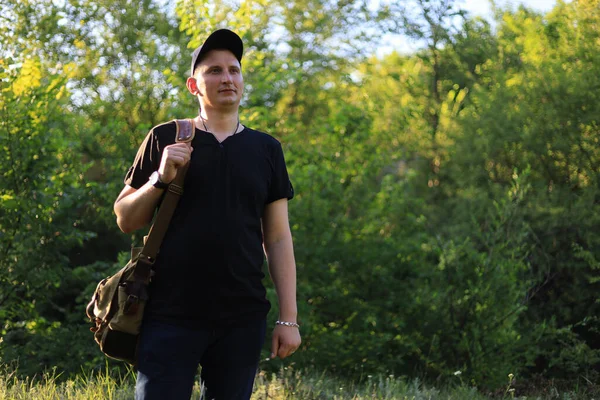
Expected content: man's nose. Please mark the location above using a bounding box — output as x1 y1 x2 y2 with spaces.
221 71 232 83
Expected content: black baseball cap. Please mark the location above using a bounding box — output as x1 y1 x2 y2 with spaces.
190 29 244 76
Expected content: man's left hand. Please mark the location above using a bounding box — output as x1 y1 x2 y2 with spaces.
270 324 301 359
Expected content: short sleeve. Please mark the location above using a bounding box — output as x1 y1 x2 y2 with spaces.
124 129 161 189
266 141 294 204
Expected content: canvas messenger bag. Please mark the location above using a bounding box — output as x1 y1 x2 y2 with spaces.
86 119 195 364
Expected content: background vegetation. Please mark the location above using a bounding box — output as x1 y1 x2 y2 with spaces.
1 0 599 395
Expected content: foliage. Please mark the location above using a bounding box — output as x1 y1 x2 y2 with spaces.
0 56 98 373
0 0 599 392
449 0 600 383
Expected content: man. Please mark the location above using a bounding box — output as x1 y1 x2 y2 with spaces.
114 28 301 400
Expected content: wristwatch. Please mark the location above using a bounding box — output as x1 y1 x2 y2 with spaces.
149 171 170 190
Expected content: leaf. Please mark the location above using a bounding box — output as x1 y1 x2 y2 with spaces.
0 194 18 210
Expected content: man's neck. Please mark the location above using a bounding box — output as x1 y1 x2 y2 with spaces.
196 109 240 137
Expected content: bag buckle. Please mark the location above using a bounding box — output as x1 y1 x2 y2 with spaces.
138 253 155 264
124 294 140 315
168 184 183 195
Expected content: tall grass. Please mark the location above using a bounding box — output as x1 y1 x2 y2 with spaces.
0 364 135 400
251 369 487 400
0 366 594 399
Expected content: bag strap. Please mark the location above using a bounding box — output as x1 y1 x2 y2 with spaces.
134 118 195 282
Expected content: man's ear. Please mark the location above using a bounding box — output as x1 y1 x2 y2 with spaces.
186 77 201 95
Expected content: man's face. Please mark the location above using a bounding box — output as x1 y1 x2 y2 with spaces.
193 49 243 110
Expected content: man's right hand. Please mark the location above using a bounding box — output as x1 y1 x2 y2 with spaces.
158 143 193 183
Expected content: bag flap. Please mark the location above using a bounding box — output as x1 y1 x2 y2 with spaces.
93 264 131 321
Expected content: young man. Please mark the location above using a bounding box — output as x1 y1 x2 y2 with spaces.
114 29 301 400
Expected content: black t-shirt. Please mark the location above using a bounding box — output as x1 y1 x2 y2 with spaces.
124 121 294 328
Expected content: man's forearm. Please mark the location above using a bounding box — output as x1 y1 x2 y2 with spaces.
265 235 298 322
114 183 165 233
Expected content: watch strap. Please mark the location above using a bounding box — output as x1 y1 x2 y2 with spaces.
150 172 169 189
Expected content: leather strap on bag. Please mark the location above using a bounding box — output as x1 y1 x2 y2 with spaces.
132 118 195 284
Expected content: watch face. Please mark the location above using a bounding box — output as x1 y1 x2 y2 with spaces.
150 172 168 189
149 172 159 185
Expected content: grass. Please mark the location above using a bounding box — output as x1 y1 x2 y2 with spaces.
0 366 596 399
251 369 488 400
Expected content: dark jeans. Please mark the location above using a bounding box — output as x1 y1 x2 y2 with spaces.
135 318 266 400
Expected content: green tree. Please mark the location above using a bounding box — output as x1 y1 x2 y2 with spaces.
0 56 98 375
449 0 600 383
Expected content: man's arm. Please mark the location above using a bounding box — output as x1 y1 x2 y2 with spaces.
262 198 301 359
114 184 166 233
115 142 193 233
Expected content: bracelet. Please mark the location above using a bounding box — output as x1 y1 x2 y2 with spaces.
276 320 300 328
